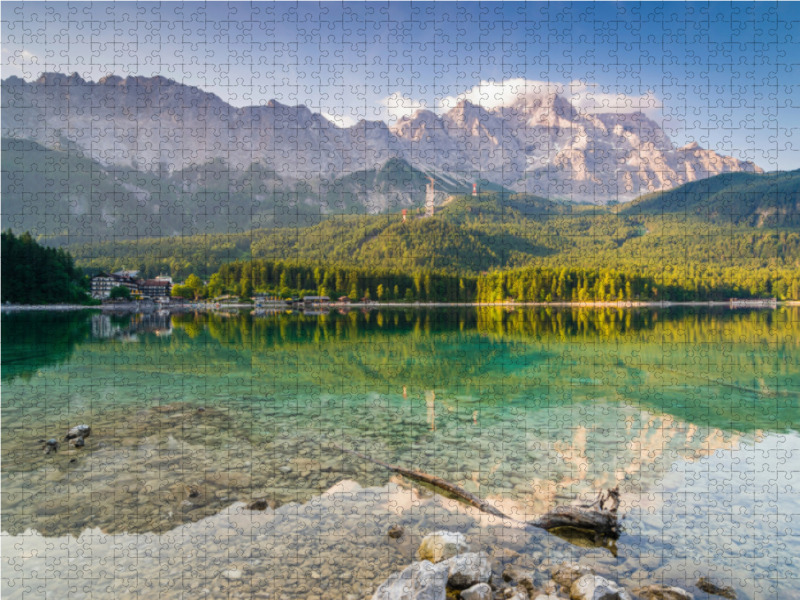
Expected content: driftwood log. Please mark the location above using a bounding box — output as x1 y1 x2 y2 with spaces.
333 443 622 538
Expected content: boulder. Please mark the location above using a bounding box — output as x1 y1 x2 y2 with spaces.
65 425 91 440
552 564 595 589
695 578 736 600
632 584 694 600
444 552 492 589
460 583 492 600
372 560 449 600
502 564 542 596
570 575 631 600
418 531 470 563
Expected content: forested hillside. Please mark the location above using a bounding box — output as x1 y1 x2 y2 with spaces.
73 189 800 270
1 231 91 304
1 137 471 242
622 169 800 226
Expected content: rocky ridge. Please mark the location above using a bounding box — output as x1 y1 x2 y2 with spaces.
2 73 762 205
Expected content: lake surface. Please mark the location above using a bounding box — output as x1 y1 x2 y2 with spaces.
2 307 798 599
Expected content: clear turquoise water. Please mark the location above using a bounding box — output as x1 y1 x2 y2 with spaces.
2 307 798 599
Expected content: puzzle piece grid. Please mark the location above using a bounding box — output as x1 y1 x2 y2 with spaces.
2 3 799 600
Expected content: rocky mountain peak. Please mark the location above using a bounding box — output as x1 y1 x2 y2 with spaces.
1 72 763 204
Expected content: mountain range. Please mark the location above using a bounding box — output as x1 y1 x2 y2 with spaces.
2 72 763 238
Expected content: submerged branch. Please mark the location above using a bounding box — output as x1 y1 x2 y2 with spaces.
331 442 622 538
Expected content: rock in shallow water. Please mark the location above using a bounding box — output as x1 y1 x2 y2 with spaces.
502 564 542 596
42 439 60 454
222 568 242 580
388 524 405 539
695 578 736 599
65 425 91 440
246 498 272 511
632 584 694 600
552 564 595 588
570 575 631 600
460 583 492 600
418 530 470 563
371 560 449 600
443 552 491 589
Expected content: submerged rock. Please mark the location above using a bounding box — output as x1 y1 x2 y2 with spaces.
65 425 91 440
552 564 595 588
70 437 85 448
222 568 242 580
632 584 694 600
502 564 541 596
460 583 492 600
696 578 736 599
388 524 405 539
570 574 631 600
418 530 470 563
246 498 272 511
42 439 60 454
443 552 491 589
372 560 449 600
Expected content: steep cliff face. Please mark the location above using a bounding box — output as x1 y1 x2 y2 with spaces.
2 72 762 206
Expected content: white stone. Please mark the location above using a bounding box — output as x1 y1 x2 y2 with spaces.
570 575 631 600
631 585 694 600
222 569 242 580
443 552 491 589
372 560 449 600
552 564 595 588
417 531 470 563
461 583 493 600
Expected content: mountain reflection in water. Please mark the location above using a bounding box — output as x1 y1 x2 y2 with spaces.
2 307 798 599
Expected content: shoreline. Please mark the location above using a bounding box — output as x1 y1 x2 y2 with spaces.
3 299 797 312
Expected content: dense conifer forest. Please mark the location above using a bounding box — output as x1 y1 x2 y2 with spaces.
1 231 91 304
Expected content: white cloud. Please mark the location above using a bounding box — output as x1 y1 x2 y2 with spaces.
379 92 431 123
411 77 662 117
439 78 567 111
321 111 358 128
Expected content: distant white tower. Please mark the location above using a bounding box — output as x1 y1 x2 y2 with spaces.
425 176 435 217
472 183 478 197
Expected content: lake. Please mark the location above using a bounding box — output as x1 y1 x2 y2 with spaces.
1 307 798 599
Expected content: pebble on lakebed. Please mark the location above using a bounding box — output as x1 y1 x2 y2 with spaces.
387 524 404 539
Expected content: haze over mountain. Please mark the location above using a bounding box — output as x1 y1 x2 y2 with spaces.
2 72 763 238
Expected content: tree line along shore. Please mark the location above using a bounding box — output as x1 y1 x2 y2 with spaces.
3 230 799 307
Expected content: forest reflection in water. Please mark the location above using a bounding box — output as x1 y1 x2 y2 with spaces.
1 306 798 599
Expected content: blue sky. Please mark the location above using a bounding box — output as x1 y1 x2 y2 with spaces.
3 1 800 169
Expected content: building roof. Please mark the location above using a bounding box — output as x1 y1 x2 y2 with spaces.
141 279 171 286
93 273 137 284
